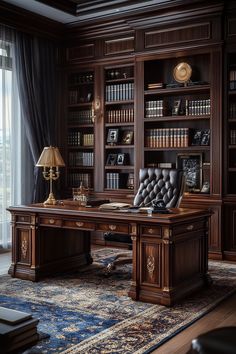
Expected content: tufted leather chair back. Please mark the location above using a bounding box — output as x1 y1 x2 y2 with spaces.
133 168 184 208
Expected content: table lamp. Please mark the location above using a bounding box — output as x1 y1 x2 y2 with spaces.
36 146 65 205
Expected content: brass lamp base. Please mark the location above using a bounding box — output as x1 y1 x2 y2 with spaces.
43 193 57 205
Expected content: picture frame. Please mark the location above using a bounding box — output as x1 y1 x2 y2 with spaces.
106 153 117 165
107 128 119 144
172 99 181 115
116 153 128 165
201 129 210 146
121 130 134 145
191 130 202 145
177 153 202 192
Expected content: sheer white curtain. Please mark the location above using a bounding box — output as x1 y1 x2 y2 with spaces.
0 26 32 249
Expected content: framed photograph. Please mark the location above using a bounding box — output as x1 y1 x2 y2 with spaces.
177 153 202 192
191 130 202 145
201 129 210 146
107 128 119 144
117 153 129 165
122 130 133 145
172 99 181 115
106 153 117 165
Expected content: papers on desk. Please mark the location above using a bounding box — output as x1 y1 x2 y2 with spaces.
99 202 131 210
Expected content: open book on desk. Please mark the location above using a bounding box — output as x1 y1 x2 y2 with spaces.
99 202 131 210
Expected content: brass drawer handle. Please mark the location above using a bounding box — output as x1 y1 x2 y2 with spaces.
148 228 154 234
187 224 194 231
76 222 84 227
49 219 55 224
109 224 117 231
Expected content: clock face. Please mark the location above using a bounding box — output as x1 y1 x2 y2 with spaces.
173 62 192 83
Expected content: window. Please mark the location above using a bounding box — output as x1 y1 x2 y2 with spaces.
0 34 21 249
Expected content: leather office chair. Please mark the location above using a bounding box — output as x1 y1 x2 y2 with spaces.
186 327 236 354
104 168 185 272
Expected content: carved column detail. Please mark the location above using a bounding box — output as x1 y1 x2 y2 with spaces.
147 255 155 276
21 239 28 259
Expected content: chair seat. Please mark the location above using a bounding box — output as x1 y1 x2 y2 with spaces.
187 327 236 354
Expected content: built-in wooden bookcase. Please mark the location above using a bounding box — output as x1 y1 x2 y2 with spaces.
66 70 95 190
227 53 236 194
104 64 135 192
142 53 211 196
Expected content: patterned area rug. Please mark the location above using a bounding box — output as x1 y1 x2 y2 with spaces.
0 248 236 354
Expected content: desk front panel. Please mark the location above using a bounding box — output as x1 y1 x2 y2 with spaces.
8 204 211 305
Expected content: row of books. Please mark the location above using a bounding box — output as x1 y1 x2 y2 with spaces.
145 128 189 148
68 132 94 146
106 109 134 123
186 99 211 116
68 172 92 188
68 152 94 167
105 83 134 102
69 72 93 85
145 100 167 118
106 173 127 189
229 103 236 119
230 130 236 145
229 70 236 90
68 110 94 125
68 90 92 105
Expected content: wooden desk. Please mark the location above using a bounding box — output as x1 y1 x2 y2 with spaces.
7 203 211 306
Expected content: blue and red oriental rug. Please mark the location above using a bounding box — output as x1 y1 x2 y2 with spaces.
0 248 236 353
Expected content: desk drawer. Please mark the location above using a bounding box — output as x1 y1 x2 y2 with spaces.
97 222 129 234
64 220 95 231
16 215 31 224
40 217 62 227
173 220 205 235
141 225 162 237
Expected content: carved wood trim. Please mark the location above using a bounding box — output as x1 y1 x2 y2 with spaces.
228 18 236 37
66 44 95 61
145 23 210 48
104 37 134 56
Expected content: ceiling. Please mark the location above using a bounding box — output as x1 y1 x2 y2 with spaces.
2 0 177 25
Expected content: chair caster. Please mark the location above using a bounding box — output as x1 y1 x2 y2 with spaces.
105 262 116 275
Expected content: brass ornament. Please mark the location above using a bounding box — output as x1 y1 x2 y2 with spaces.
147 255 155 276
21 239 28 259
173 62 192 84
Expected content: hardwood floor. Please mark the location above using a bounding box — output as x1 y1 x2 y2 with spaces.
1 252 236 353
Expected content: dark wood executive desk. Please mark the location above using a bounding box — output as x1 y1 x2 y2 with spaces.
7 203 211 306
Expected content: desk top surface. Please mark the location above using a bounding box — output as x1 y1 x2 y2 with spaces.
7 201 212 224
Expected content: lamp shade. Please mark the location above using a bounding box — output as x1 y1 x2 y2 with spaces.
36 146 65 167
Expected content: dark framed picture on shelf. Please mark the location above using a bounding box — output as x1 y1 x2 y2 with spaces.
191 130 202 145
201 129 210 145
121 130 133 144
117 153 128 165
107 128 119 144
106 154 117 165
177 153 202 192
172 99 181 115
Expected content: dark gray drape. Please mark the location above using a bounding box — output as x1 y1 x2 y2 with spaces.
15 32 57 202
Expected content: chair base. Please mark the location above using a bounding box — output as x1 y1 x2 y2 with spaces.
105 254 132 274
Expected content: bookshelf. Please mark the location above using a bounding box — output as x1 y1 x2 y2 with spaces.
66 70 95 190
227 53 236 194
104 64 135 191
142 54 211 195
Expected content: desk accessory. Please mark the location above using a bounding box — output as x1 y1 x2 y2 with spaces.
36 146 65 205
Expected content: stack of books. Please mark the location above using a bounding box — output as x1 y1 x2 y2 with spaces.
0 307 39 353
147 83 163 89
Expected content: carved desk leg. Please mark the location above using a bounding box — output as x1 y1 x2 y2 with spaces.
8 212 39 281
128 223 139 300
